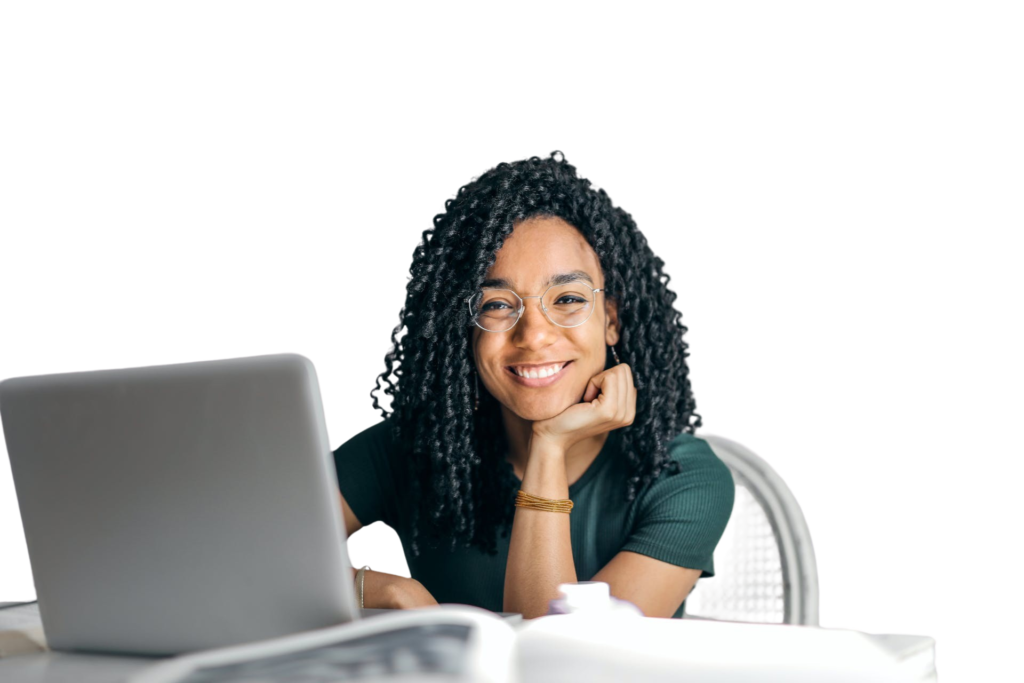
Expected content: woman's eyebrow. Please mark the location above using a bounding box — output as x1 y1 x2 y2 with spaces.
481 270 594 290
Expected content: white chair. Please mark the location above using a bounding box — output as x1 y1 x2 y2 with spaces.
683 435 819 626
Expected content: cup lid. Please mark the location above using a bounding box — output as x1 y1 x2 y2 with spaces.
558 581 611 610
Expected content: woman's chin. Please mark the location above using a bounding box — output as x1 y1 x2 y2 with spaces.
508 397 576 422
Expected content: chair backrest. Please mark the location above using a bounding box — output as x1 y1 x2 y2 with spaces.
682 434 819 626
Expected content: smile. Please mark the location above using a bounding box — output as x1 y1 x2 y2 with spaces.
505 360 577 387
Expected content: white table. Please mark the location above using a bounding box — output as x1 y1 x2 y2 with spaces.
0 603 937 682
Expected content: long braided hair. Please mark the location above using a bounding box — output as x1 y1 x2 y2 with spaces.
370 151 701 556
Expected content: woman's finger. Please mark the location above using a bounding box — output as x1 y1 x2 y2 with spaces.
582 372 603 403
622 366 630 423
621 381 631 425
618 365 635 427
602 372 620 421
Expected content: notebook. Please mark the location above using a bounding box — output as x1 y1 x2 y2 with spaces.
1 354 360 654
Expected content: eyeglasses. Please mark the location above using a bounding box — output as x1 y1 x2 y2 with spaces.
467 279 606 333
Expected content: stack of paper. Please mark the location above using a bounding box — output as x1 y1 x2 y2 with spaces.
517 614 936 683
0 602 47 659
819 626 937 679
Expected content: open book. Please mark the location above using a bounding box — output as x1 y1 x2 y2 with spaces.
127 605 517 683
127 604 935 683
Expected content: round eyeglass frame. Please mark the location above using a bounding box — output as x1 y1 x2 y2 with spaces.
466 280 607 333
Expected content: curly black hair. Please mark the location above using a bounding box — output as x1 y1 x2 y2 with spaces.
370 151 701 556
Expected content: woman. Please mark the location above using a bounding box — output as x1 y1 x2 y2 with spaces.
334 151 734 619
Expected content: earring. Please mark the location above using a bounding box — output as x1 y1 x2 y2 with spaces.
474 371 479 411
609 344 621 365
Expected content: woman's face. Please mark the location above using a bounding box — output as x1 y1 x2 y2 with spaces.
471 215 620 422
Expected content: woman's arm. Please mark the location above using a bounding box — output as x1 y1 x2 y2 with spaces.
350 565 438 610
503 364 636 619
354 567 439 609
392 575 439 608
502 438 577 618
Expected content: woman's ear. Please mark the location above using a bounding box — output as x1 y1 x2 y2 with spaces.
604 297 621 346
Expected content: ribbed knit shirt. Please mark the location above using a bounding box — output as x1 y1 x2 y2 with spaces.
333 420 735 619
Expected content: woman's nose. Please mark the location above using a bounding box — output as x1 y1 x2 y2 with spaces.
512 296 552 333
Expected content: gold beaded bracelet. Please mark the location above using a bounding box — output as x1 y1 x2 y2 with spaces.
515 489 574 514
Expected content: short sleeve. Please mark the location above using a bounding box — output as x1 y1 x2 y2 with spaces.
331 419 402 529
620 434 735 578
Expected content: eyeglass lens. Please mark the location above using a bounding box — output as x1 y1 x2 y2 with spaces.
470 281 595 332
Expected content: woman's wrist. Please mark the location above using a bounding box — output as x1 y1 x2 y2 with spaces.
358 568 396 609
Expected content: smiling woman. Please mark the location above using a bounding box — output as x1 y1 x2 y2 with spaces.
333 152 735 619
471 220 615 431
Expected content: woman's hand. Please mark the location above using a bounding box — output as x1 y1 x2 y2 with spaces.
531 362 636 452
389 577 439 609
354 569 413 610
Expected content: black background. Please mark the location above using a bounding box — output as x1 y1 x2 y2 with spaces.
0 147 937 643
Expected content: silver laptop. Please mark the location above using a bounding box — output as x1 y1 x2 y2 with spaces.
0 354 361 655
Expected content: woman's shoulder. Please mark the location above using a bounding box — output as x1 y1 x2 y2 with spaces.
332 417 403 461
636 431 735 506
634 430 733 509
666 432 731 474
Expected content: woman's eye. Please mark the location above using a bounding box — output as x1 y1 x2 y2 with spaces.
481 301 511 312
555 296 585 305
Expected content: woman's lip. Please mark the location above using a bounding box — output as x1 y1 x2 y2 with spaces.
504 360 573 387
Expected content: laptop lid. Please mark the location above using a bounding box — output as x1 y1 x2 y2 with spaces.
0 354 360 655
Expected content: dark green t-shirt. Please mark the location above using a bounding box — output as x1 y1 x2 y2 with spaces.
333 420 735 619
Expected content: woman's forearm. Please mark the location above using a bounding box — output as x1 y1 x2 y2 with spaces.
392 575 439 608
352 565 407 610
503 440 577 618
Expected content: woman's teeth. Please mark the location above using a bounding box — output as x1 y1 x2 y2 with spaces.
512 363 565 379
